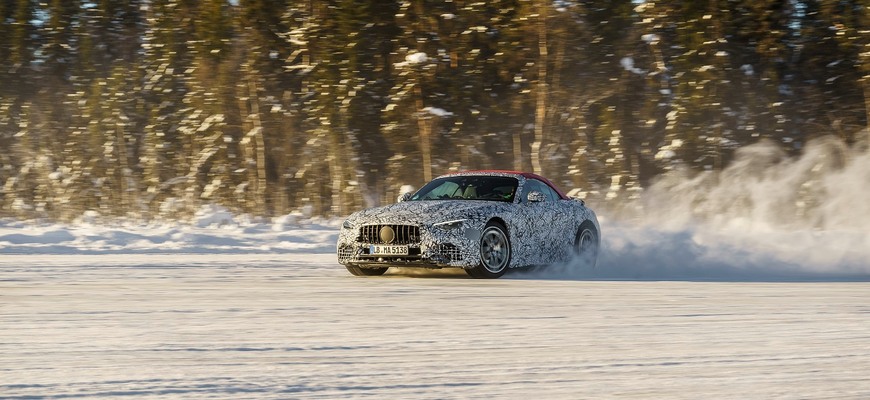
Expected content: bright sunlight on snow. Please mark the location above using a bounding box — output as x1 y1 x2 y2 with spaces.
2 136 870 398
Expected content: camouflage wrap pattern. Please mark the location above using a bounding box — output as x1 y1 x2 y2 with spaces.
337 171 599 270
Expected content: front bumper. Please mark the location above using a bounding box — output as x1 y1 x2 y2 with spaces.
337 224 480 268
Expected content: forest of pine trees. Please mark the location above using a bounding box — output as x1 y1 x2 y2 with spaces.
0 0 867 221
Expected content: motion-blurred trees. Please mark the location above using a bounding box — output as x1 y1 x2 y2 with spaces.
0 0 867 221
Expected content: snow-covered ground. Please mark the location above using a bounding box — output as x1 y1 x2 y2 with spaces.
2 204 870 398
3 253 870 399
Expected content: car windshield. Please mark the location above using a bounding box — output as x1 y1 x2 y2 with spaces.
409 176 518 202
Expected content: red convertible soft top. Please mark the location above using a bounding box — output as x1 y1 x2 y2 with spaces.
443 170 570 200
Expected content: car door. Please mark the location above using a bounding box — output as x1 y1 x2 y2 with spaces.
513 179 565 265
538 183 578 262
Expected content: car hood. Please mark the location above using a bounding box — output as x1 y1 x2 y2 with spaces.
346 200 510 226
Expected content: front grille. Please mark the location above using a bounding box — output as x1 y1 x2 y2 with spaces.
358 224 420 245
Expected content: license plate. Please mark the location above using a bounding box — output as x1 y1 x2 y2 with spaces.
369 244 409 256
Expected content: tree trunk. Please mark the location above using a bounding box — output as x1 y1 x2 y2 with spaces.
248 78 268 216
531 0 548 175
864 80 870 143
328 132 344 217
115 122 131 215
238 61 268 216
415 83 432 181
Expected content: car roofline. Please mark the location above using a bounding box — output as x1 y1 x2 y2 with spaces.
437 170 569 200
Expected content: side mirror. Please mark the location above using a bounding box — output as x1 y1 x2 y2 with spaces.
526 191 546 203
398 192 412 203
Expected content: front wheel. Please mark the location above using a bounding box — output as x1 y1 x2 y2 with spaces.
346 265 389 276
466 222 511 279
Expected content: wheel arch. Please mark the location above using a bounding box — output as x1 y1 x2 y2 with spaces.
486 216 508 231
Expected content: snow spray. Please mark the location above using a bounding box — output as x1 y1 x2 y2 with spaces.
518 135 870 281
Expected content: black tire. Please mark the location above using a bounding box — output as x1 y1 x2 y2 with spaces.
466 221 511 279
574 220 599 268
345 265 389 276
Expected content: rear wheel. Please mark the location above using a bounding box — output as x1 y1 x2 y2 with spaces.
466 221 510 279
574 221 599 268
345 265 389 276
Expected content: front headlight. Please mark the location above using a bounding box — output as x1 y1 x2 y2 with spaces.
434 219 468 230
342 219 354 230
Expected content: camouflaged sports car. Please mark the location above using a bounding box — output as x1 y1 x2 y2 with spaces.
337 170 600 278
